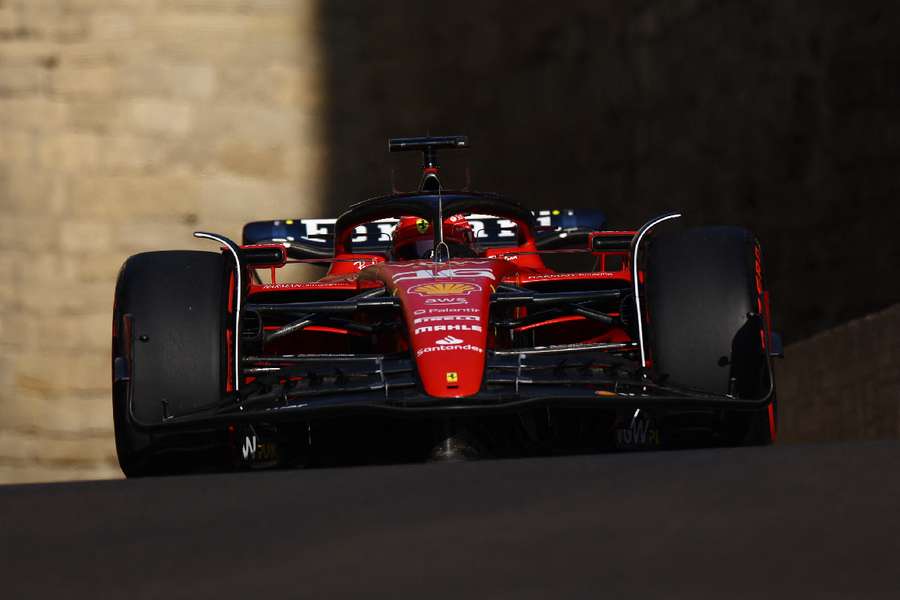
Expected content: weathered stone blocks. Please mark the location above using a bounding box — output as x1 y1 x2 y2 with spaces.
0 0 323 482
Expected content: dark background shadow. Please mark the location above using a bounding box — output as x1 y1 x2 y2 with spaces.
315 1 900 343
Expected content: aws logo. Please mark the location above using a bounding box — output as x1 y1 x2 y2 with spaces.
424 297 468 305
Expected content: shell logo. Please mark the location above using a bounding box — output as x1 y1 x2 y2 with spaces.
408 282 481 296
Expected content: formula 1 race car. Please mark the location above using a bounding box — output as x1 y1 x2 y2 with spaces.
112 136 782 476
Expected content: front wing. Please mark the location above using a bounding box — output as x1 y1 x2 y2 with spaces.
119 342 775 432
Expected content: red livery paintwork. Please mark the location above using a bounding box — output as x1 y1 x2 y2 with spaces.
362 259 517 397
240 198 641 399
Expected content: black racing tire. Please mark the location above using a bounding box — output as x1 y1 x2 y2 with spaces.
112 250 231 476
645 226 773 445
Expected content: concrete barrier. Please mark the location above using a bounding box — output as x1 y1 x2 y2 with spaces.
777 303 900 442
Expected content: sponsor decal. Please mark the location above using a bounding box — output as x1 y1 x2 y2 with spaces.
264 281 357 289
446 371 459 384
239 434 278 465
615 417 661 449
413 315 480 324
351 220 396 243
291 218 522 244
417 343 484 357
241 435 257 460
468 218 517 239
416 218 429 233
408 282 481 296
522 272 615 280
298 218 334 238
393 268 496 283
414 324 482 335
422 306 480 313
436 335 464 345
424 297 469 305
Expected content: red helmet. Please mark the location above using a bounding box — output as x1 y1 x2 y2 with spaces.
391 214 477 260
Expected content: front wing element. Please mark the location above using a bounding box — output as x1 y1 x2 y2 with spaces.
124 342 775 431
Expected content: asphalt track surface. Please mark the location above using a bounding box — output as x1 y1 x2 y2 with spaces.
2 441 900 599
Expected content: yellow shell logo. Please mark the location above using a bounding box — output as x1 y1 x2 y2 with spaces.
415 218 429 234
409 282 480 296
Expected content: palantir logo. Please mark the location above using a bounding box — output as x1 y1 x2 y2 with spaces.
435 335 464 345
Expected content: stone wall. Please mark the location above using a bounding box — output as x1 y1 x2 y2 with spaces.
777 303 900 443
0 0 323 482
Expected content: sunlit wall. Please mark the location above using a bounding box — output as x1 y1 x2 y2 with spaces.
0 0 324 482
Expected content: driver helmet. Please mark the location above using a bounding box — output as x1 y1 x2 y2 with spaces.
391 214 477 260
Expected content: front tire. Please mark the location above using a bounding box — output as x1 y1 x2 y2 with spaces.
112 251 231 476
645 226 774 445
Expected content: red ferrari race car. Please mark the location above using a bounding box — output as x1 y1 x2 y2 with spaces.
112 136 783 476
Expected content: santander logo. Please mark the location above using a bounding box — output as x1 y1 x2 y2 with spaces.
435 335 464 345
